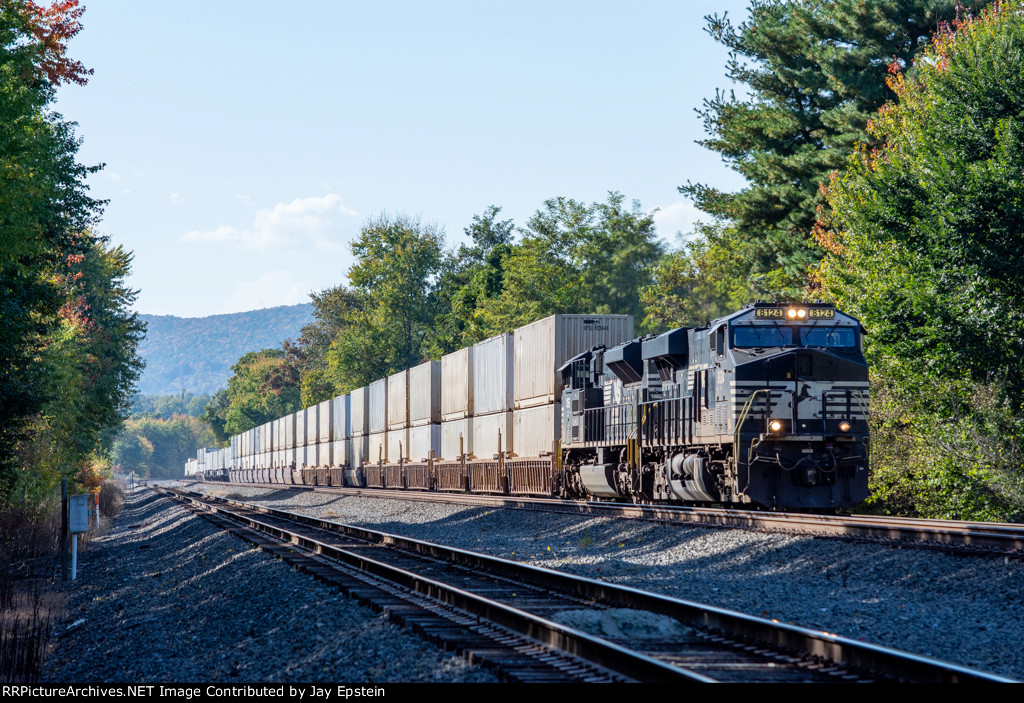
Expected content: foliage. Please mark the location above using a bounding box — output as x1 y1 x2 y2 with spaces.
325 214 446 392
467 193 663 337
223 348 302 436
681 0 992 298
816 1 1024 520
130 392 210 419
111 415 216 480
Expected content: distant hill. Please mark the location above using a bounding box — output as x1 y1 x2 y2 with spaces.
136 304 314 395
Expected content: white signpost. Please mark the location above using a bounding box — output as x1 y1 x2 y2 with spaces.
68 494 89 581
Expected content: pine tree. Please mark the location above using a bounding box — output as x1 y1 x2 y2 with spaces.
682 0 992 294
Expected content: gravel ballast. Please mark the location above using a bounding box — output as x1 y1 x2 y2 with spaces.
41 488 499 683
182 481 1024 681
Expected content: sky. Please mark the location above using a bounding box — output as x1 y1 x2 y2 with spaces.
54 1 753 318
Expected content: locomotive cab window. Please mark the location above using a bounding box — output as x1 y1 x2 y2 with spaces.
733 325 793 348
800 326 857 348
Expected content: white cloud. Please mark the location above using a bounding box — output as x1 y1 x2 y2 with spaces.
181 194 360 250
222 270 311 313
652 201 701 242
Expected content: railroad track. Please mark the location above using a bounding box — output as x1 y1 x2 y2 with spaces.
158 486 1013 683
193 479 1024 557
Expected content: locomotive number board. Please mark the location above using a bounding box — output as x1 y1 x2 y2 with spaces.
754 307 835 319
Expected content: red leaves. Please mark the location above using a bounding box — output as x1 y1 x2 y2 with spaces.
24 0 93 86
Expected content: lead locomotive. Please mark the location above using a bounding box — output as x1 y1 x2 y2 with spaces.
557 301 869 509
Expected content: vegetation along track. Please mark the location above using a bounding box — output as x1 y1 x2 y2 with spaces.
158 486 1013 683
208 480 1024 559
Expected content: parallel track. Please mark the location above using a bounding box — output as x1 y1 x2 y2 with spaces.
161 486 1014 683
195 479 1024 557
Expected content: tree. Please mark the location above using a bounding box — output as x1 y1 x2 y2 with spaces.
815 1 1024 519
223 349 302 436
681 0 992 296
473 193 663 334
326 215 446 391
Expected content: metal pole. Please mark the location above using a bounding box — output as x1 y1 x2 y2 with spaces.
71 534 78 581
60 478 69 582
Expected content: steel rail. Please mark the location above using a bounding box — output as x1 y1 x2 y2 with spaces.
167 485 1016 683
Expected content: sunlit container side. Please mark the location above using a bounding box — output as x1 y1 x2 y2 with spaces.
387 370 409 430
387 428 409 463
513 403 561 458
472 412 513 459
369 379 388 434
263 421 274 454
253 426 262 458
514 314 634 409
441 347 473 421
368 431 387 464
473 333 514 416
231 435 240 460
305 405 319 447
441 419 473 460
316 442 332 466
350 435 369 469
408 424 441 462
331 439 349 467
295 445 309 468
295 410 306 449
409 361 442 426
350 387 369 436
318 399 333 443
332 395 350 440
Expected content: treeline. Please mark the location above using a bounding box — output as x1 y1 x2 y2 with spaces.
207 0 1023 520
0 2 144 504
112 416 216 480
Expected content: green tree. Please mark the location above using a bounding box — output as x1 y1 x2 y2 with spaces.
326 215 446 391
223 349 302 436
816 1 1024 520
681 0 992 297
475 193 662 334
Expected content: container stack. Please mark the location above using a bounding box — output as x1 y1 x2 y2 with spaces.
472 333 514 460
408 360 441 462
350 386 369 469
387 370 409 463
440 347 473 461
512 315 634 458
368 378 388 464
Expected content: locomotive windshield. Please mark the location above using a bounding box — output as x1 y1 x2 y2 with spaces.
732 324 858 349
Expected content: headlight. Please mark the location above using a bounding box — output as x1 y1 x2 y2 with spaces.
769 419 783 432
838 420 851 433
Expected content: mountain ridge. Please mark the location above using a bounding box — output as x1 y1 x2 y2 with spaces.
136 303 314 396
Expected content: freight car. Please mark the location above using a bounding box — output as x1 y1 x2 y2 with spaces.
189 304 869 510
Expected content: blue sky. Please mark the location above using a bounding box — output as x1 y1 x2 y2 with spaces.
55 1 752 317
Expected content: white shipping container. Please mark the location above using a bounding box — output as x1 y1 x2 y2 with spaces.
318 399 334 442
331 439 349 467
409 361 441 426
441 347 473 421
387 370 409 430
368 431 387 464
472 412 513 459
408 424 441 462
263 422 273 454
473 333 514 416
253 426 262 457
513 403 561 458
350 387 369 436
316 441 332 466
366 378 385 433
514 314 634 409
305 405 319 446
387 428 409 462
332 395 350 440
441 419 473 460
350 435 369 468
295 411 306 449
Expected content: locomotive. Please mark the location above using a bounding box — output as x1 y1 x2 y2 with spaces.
190 302 869 511
558 301 869 509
